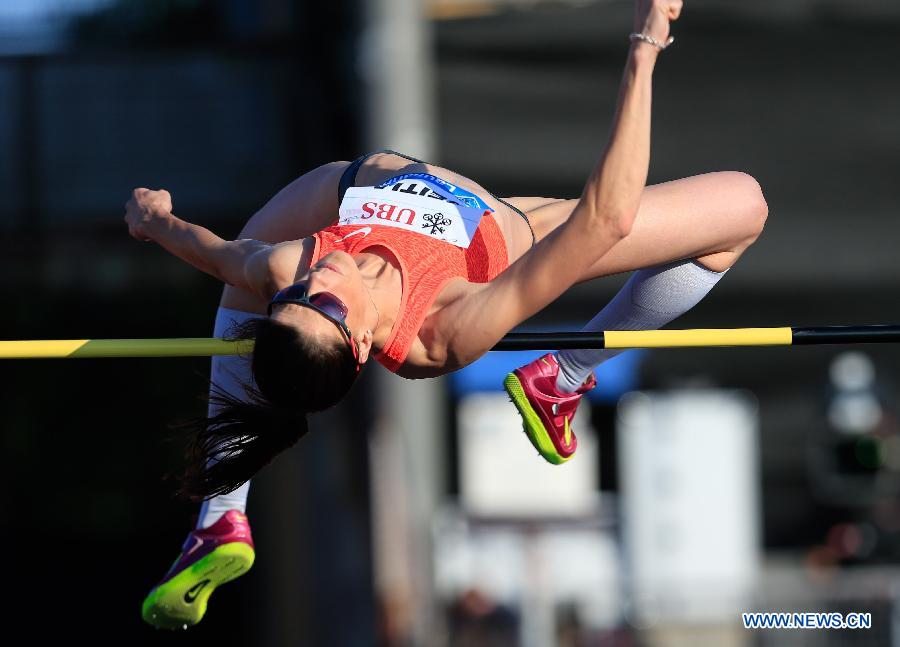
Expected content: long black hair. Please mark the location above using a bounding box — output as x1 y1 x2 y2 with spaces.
178 316 360 500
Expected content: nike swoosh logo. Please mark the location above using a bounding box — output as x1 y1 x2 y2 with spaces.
336 226 371 242
185 536 204 556
184 579 210 604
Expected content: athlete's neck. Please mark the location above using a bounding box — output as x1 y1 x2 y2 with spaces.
355 251 401 347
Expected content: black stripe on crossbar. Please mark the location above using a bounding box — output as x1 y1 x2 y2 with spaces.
492 332 606 351
792 325 900 345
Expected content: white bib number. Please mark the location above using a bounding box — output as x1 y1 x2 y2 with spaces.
338 173 493 249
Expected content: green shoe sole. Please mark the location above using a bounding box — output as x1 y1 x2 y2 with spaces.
141 542 255 630
504 372 571 465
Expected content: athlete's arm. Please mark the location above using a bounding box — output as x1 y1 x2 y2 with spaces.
124 158 347 288
435 1 682 367
124 188 301 299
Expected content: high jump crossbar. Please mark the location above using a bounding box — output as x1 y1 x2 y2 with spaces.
2 325 900 359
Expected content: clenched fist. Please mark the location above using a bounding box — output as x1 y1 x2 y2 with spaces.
124 188 173 242
634 0 683 48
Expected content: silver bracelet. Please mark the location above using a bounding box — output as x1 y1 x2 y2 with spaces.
629 32 675 50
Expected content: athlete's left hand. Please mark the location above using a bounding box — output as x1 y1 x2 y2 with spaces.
634 0 683 48
124 188 173 242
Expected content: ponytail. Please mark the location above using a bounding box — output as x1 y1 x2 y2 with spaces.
176 316 359 500
177 385 308 500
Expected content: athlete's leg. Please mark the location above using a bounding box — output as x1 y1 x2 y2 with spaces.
234 152 425 246
504 172 767 463
196 307 257 528
143 307 258 629
553 172 766 388
501 196 561 213
225 161 350 246
554 258 727 392
508 171 768 276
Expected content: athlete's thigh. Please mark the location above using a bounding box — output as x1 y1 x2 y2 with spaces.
236 161 350 242
218 164 349 312
502 196 563 214
525 171 764 279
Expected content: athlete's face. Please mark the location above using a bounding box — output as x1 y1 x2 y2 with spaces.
269 251 374 363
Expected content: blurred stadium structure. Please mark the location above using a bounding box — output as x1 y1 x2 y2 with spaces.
2 0 900 645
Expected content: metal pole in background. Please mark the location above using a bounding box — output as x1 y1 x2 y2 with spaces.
361 0 435 156
360 0 441 645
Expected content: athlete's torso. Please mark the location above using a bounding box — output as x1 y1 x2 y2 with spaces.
314 154 515 376
220 152 539 378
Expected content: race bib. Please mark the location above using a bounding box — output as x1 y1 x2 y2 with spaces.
338 173 494 248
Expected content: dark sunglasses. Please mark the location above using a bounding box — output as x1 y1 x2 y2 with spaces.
267 283 361 369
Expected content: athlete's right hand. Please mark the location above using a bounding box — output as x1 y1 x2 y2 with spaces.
633 0 683 47
124 188 173 242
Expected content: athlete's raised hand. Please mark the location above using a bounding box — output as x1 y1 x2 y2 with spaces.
125 188 173 242
633 0 683 48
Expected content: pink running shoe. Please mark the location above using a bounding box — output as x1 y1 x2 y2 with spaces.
504 353 596 464
142 510 255 629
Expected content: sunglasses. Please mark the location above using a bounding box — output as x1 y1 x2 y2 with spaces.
267 283 361 369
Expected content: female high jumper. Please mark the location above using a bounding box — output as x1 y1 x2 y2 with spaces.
127 0 767 628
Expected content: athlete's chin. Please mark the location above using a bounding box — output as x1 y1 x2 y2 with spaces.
323 250 357 272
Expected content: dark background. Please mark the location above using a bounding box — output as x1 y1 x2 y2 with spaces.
2 0 899 644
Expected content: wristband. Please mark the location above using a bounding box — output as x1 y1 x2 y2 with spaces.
629 32 674 50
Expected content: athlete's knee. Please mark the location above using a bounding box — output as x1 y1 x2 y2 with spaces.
708 171 767 250
729 172 768 245
699 172 768 270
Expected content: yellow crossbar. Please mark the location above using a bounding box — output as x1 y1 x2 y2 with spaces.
0 338 250 359
3 326 896 359
604 327 793 348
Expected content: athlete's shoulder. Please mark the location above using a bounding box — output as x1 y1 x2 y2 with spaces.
255 239 311 294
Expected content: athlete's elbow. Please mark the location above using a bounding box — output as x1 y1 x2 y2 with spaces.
600 208 636 239
579 188 639 239
616 212 636 238
583 197 637 238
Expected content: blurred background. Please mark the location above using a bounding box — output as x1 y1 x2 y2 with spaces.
2 0 900 645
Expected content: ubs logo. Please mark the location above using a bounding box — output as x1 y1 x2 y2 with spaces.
360 201 417 225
